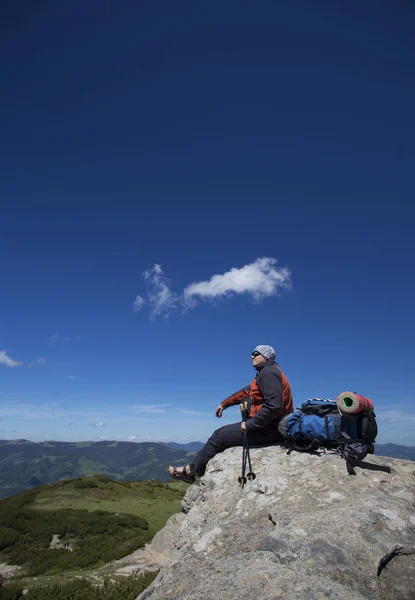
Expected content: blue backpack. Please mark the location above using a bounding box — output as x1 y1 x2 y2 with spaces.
278 399 378 474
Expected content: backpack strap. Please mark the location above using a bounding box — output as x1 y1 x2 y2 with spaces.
286 439 324 455
361 411 378 443
302 405 339 417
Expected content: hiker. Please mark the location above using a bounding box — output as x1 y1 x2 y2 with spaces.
168 345 294 483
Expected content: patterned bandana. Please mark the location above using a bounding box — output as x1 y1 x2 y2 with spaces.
253 345 276 362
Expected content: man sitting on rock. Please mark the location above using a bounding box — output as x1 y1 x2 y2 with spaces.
168 345 294 483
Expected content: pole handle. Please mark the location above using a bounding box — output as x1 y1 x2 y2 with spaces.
240 400 249 422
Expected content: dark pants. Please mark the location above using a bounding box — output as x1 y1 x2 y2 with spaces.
189 421 283 477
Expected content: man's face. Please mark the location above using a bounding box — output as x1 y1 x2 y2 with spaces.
251 351 266 368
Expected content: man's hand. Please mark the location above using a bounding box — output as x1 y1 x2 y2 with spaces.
241 422 247 433
215 404 224 418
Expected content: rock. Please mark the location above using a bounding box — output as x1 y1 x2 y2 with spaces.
180 482 203 514
138 551 368 600
91 542 171 581
49 534 63 549
151 513 185 554
377 546 415 599
136 446 415 600
0 563 22 580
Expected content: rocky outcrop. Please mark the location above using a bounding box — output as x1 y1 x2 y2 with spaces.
49 534 63 549
137 446 415 600
92 544 170 580
0 563 22 580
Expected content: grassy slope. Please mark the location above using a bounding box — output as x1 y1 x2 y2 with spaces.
31 477 187 533
1 475 189 590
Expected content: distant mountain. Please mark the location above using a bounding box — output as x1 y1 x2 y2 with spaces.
1 438 413 500
0 439 197 499
159 441 205 452
374 443 415 461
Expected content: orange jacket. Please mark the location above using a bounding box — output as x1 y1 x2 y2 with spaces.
221 361 293 430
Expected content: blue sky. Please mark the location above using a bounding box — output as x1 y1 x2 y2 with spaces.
1 1 414 446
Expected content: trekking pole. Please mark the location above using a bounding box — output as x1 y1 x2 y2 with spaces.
238 401 248 487
244 403 256 483
238 401 256 487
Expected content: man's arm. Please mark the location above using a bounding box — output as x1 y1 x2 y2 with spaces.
245 368 283 430
217 385 250 415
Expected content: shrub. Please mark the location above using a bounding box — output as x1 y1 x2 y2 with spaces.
0 579 24 600
21 571 158 600
72 480 98 489
0 507 150 576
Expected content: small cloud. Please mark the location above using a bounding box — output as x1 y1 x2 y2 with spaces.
183 257 291 307
142 264 178 318
49 334 74 344
180 409 211 417
132 403 169 414
0 350 21 368
68 423 73 426
126 435 156 442
0 428 17 438
28 357 47 368
65 375 78 380
76 336 81 342
89 421 106 427
132 295 145 313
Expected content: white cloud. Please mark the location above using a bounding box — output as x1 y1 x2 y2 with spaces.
0 403 112 424
374 406 415 445
49 334 75 344
132 295 145 313
179 409 211 417
66 375 78 380
89 421 106 427
133 258 291 319
142 264 178 318
0 403 61 420
183 257 291 307
131 403 169 414
0 429 17 439
0 350 21 368
375 408 415 423
28 357 47 368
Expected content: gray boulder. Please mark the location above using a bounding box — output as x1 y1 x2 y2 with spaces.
137 446 415 599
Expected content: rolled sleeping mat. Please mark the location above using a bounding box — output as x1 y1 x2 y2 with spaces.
336 391 374 414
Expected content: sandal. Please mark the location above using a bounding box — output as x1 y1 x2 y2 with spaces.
167 466 196 484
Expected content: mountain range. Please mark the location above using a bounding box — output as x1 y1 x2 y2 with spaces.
159 441 205 451
0 439 197 499
374 442 415 461
0 439 413 499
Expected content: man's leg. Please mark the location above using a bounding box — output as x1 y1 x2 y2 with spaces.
189 421 281 477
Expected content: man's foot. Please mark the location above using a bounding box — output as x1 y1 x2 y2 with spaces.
167 465 196 484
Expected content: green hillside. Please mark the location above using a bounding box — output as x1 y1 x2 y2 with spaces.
31 474 186 532
0 439 196 498
0 474 187 598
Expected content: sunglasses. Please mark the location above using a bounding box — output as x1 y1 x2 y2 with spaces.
251 351 262 357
